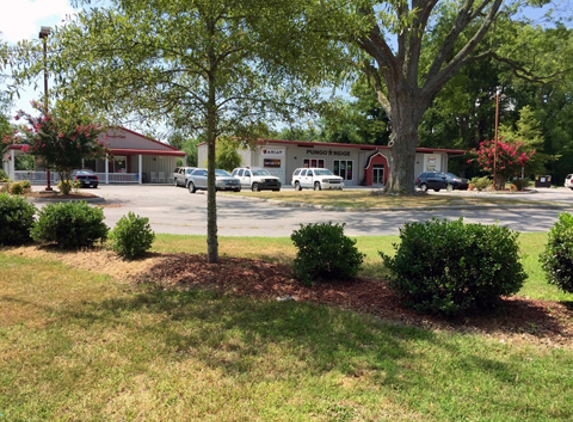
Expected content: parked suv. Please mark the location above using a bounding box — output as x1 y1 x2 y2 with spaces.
565 174 573 190
416 171 469 192
173 167 196 187
291 168 344 191
231 167 281 191
187 168 241 193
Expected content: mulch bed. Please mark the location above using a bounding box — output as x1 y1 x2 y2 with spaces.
137 253 573 348
27 191 100 199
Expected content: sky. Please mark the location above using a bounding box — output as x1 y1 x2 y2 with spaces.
1 0 79 117
0 0 568 121
0 0 76 44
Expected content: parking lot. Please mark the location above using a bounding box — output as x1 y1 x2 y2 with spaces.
40 184 573 237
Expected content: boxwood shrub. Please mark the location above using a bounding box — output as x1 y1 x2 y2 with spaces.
380 218 526 316
110 211 155 260
291 222 365 285
540 212 573 293
31 201 108 249
0 193 37 246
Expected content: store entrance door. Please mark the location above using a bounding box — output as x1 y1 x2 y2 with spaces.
373 165 385 187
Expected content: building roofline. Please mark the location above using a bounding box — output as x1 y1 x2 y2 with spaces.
252 139 466 155
108 126 181 152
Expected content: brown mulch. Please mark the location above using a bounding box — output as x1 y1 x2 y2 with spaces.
27 191 100 199
136 253 573 349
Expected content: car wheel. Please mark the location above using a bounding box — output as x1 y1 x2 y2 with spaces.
272 189 280 192
251 182 259 192
314 182 321 191
570 188 573 191
446 183 453 192
188 182 196 193
294 181 302 191
420 183 428 193
433 189 440 192
174 178 178 187
234 188 241 192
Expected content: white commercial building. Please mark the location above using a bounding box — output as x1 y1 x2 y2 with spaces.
198 139 465 187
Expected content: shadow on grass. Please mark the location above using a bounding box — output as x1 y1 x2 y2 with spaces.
57 284 536 391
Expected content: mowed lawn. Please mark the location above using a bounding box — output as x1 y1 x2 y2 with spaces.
231 189 564 209
1 233 572 421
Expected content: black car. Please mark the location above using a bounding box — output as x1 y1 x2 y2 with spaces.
71 169 99 188
416 172 469 192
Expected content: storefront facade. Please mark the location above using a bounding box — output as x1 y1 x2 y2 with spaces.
199 139 465 187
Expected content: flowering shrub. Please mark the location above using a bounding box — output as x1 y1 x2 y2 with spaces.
3 101 109 194
468 139 535 189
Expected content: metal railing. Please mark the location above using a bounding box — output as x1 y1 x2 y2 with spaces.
13 171 141 184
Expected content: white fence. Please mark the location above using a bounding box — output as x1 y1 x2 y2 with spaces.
13 171 150 184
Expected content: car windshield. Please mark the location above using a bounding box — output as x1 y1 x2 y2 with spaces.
313 169 334 176
445 173 457 179
252 169 271 176
215 169 232 177
186 168 194 174
75 170 95 175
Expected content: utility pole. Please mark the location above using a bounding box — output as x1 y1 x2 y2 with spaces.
39 26 52 191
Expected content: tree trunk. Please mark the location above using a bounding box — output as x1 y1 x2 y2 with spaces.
206 74 219 263
206 132 219 263
385 127 418 194
384 92 425 195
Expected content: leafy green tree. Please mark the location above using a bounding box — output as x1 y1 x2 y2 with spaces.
289 0 557 194
215 137 243 171
499 105 553 178
8 102 108 194
50 0 327 263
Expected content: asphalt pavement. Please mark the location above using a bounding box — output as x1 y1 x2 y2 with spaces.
31 184 573 237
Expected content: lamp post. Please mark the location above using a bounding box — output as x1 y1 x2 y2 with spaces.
493 91 500 190
39 26 52 191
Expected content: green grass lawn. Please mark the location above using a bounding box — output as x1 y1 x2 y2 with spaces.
1 233 572 421
230 190 562 210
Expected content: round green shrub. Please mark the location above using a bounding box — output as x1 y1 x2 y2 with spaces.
291 222 365 285
0 169 8 182
19 180 32 189
540 212 573 293
31 201 108 249
110 211 155 260
0 193 37 246
9 182 25 195
380 218 526 316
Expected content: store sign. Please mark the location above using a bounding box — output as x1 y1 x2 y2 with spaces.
261 148 285 158
425 155 440 171
306 149 350 157
264 159 281 168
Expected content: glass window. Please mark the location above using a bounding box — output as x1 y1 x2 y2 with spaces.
303 158 324 168
333 160 353 180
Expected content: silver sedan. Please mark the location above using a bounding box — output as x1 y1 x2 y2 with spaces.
187 168 241 193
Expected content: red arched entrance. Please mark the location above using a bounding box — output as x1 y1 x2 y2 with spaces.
364 151 389 186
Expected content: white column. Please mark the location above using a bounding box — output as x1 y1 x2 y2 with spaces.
138 154 143 184
9 149 15 180
105 154 109 184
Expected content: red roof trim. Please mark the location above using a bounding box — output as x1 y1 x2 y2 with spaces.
253 139 466 155
110 148 186 157
3 144 26 151
3 144 185 157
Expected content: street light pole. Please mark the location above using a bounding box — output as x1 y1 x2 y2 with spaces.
493 91 500 190
39 26 52 191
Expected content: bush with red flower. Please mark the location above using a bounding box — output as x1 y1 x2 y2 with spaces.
468 138 535 190
4 102 109 194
